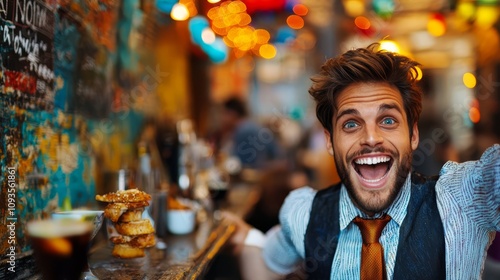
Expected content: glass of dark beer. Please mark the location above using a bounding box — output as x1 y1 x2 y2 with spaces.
27 219 93 280
51 210 104 279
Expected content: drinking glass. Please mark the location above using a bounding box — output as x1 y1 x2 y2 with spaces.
50 210 105 280
27 219 94 280
207 167 230 211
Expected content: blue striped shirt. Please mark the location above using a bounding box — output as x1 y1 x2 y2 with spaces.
262 144 500 279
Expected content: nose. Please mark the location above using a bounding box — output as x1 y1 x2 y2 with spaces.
360 123 384 147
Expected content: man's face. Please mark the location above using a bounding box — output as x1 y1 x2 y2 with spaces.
325 82 419 216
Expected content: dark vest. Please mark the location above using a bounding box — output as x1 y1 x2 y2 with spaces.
304 172 445 279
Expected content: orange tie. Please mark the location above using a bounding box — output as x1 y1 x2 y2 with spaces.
353 214 391 280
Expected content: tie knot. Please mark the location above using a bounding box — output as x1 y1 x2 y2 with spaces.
354 214 391 244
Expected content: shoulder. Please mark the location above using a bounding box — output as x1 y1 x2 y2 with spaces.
280 187 316 217
279 187 316 232
277 187 316 257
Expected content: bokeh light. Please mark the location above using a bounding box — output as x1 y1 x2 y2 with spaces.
207 0 275 58
287 15 305 29
427 14 446 37
182 0 198 17
475 6 499 28
372 0 395 19
259 44 277 59
469 107 481 123
201 28 216 44
457 1 476 22
293 4 309 16
156 0 178 14
379 40 400 53
354 16 371 30
171 3 189 21
343 0 365 17
463 72 477 88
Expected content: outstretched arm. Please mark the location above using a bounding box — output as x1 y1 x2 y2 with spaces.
222 212 284 280
438 144 500 231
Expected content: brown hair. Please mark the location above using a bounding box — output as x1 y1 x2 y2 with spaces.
309 43 422 138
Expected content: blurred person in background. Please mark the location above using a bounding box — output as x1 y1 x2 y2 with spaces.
210 96 284 171
223 44 500 280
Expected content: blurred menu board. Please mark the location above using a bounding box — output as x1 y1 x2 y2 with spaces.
0 0 55 110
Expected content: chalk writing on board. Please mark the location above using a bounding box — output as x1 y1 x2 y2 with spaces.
0 0 54 110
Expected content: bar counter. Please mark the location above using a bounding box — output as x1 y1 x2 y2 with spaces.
90 218 235 279
1 218 235 280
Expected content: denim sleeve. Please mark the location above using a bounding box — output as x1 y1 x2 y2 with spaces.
439 144 500 231
262 187 316 275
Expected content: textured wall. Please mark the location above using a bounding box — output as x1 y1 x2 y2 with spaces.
1 0 127 255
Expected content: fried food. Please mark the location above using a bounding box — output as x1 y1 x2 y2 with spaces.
104 202 149 222
112 243 146 259
96 189 151 203
110 233 155 248
114 219 155 236
118 208 144 223
96 189 156 259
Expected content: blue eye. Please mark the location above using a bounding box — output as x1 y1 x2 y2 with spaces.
381 118 396 125
344 121 358 129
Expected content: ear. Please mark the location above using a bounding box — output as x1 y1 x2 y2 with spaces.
411 122 419 151
323 129 334 156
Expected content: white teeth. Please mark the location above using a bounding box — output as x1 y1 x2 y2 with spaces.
362 176 385 183
354 156 390 165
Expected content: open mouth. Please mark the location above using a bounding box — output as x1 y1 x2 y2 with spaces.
352 155 393 186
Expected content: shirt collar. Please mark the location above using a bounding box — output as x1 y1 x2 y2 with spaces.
338 173 412 230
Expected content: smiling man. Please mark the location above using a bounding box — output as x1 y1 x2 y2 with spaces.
224 44 500 280
328 83 417 217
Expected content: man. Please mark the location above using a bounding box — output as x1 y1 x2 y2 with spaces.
216 96 282 170
225 44 500 279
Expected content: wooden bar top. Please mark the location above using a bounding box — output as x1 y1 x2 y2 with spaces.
90 218 235 280
0 218 235 280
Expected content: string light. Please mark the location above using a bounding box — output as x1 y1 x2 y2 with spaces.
207 1 275 58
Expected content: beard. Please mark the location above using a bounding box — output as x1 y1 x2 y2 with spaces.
334 145 413 215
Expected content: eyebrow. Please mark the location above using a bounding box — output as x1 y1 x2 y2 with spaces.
335 108 359 123
379 103 403 115
335 103 404 123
